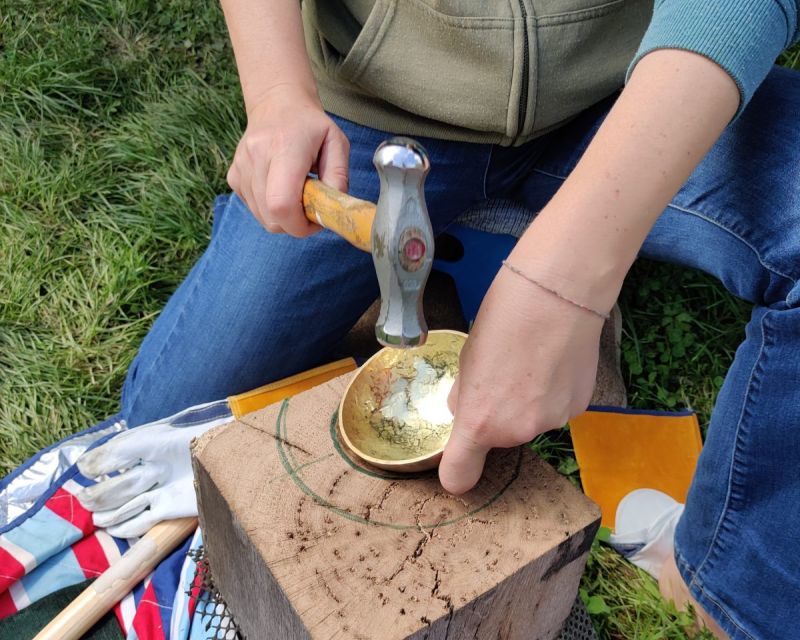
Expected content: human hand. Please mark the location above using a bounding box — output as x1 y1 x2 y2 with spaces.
76 412 228 538
226 84 350 236
438 256 609 494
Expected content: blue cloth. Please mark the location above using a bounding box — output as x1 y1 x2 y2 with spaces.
630 0 800 116
121 65 800 639
0 402 230 638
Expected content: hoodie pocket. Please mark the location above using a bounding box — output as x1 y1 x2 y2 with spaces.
533 0 652 132
336 0 520 137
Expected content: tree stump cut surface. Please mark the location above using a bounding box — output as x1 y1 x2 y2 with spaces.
192 373 601 640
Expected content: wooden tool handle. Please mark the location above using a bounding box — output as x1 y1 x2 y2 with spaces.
303 178 375 252
34 517 198 640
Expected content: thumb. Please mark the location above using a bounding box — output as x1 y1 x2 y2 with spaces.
317 128 349 194
93 493 150 530
439 421 489 495
447 376 460 414
78 432 143 479
77 464 161 512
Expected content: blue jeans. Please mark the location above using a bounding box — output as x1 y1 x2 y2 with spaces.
121 66 800 638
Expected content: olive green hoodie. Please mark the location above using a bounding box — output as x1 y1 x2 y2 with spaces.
302 0 654 146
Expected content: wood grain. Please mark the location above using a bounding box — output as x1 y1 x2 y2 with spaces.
192 374 601 640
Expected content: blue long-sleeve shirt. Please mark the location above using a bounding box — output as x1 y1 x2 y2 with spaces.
630 0 800 115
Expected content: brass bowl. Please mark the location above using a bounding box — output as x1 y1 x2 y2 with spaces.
338 330 467 472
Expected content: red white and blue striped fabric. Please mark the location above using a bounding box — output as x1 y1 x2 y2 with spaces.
0 403 232 639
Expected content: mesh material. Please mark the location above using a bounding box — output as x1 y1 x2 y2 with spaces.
187 546 244 640
187 546 596 640
558 596 599 640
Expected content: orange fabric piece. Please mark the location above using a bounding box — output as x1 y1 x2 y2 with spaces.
569 409 703 529
227 358 357 419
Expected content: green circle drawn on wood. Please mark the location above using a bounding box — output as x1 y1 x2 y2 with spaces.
274 398 522 530
327 409 431 481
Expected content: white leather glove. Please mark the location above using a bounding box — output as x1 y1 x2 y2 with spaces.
76 405 231 538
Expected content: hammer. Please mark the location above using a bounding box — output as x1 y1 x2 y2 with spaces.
32 141 433 640
302 137 433 348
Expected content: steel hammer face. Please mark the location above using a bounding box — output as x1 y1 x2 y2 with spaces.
372 138 433 348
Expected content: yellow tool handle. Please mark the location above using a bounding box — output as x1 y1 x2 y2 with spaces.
303 178 375 252
33 517 198 640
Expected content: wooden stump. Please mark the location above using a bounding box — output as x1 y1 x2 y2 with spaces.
192 374 601 640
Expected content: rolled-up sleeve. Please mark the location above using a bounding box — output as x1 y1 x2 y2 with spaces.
627 0 800 116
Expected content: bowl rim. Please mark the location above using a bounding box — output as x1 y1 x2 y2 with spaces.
337 329 467 468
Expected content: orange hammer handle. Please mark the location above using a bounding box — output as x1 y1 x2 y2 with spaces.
303 178 375 252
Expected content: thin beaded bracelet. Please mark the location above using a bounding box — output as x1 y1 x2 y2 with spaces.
501 260 610 321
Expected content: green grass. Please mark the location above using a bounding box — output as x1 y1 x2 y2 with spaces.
1 3 798 637
1 0 241 468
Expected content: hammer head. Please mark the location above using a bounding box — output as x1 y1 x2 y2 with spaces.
371 138 433 348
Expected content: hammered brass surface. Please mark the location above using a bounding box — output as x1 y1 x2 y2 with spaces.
339 330 467 472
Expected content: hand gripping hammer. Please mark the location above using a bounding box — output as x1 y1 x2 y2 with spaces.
30 142 434 640
302 137 434 348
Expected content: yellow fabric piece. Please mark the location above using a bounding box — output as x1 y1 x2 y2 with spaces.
227 358 358 419
569 409 703 529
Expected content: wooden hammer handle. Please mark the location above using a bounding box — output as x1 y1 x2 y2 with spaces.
33 517 198 640
303 178 375 252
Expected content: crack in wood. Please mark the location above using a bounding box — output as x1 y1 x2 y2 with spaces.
266 430 314 456
430 567 441 598
443 603 455 638
240 416 314 456
413 494 445 538
412 535 429 560
385 533 430 582
541 524 596 581
315 568 342 604
328 470 349 497
413 494 435 516
363 480 398 520
428 560 455 636
469 605 484 640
